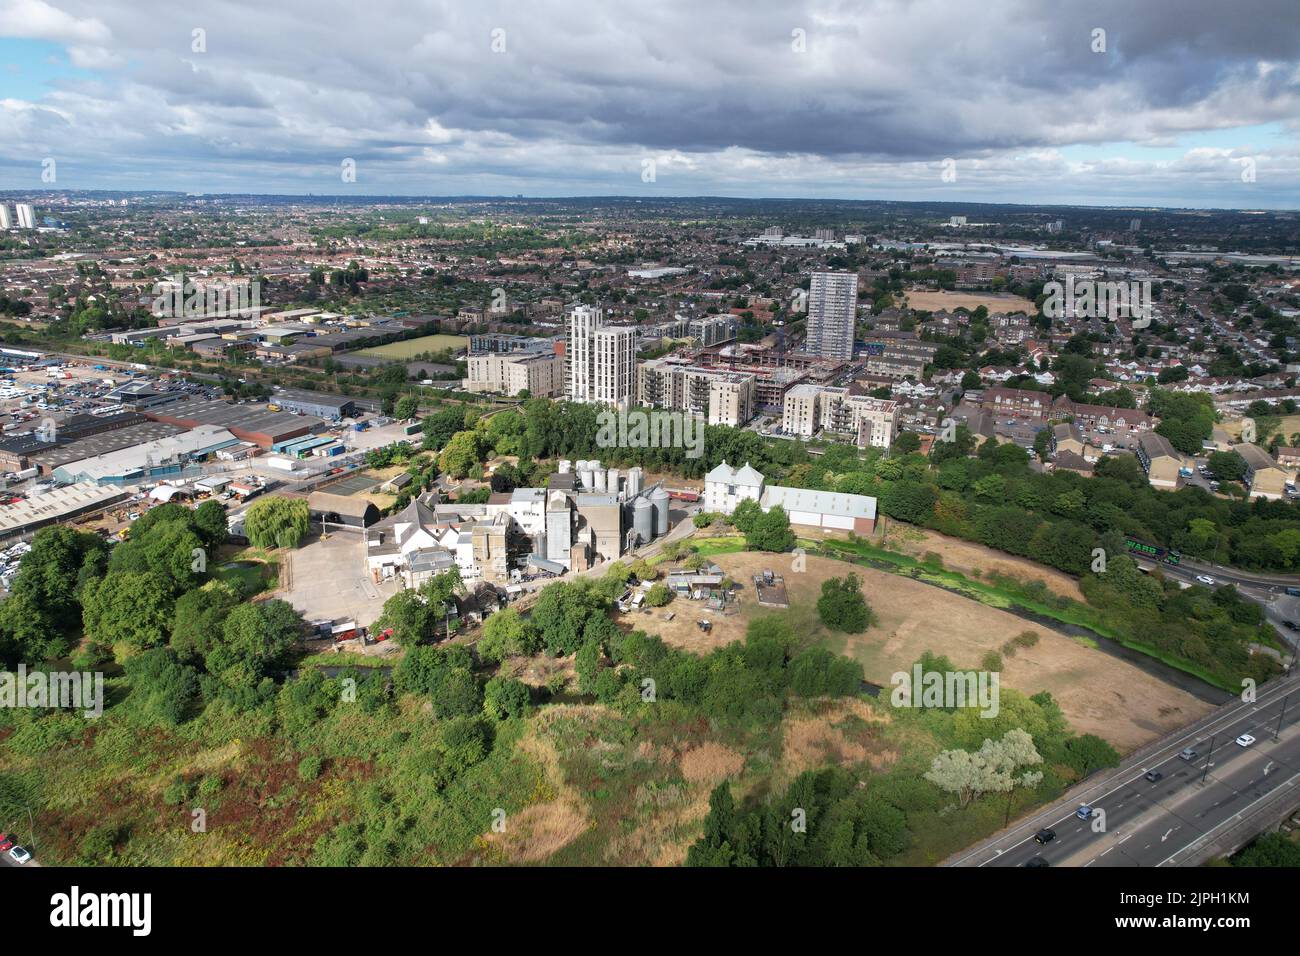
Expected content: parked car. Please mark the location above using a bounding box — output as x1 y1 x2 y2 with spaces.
1033 828 1056 845
1235 734 1256 748
1144 770 1163 782
0 833 12 852
8 845 30 864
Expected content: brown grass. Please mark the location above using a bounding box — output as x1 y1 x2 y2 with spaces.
678 742 745 784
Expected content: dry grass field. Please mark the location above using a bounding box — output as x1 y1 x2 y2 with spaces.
357 333 469 358
633 550 1211 752
902 289 1035 314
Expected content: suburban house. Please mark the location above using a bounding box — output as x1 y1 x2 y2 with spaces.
1233 443 1291 500
1135 431 1183 489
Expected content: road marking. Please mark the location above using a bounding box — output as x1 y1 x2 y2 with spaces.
1161 828 1173 842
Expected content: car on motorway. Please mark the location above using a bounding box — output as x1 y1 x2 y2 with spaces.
1075 805 1097 820
8 845 30 864
1282 620 1299 631
1033 828 1056 845
1144 770 1163 782
1235 734 1256 748
1287 587 1300 598
1195 575 1216 585
1024 856 1050 867
1179 747 1198 761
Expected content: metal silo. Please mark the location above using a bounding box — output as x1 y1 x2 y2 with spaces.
558 459 572 474
593 468 607 493
607 467 620 497
632 495 655 544
625 466 643 498
649 485 670 536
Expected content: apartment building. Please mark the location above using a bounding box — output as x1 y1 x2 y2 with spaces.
637 358 756 427
1234 443 1291 500
465 350 564 397
806 271 858 361
782 384 898 449
566 305 636 405
1136 431 1183 490
688 315 738 347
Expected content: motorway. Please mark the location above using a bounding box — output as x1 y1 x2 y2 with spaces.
951 670 1300 867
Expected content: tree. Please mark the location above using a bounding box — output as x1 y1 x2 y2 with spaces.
1207 450 1247 482
477 607 539 662
816 574 874 632
746 505 795 552
243 496 310 550
394 395 419 421
731 498 763 534
192 499 228 550
483 676 530 720
923 729 1044 808
170 581 240 664
374 588 435 646
645 583 673 607
81 571 175 652
893 432 921 454
207 599 301 688
123 647 198 726
439 430 483 478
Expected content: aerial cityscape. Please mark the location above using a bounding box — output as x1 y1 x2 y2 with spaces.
0 0 1297 929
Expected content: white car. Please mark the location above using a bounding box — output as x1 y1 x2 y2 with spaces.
8 845 30 864
1235 734 1256 748
1195 575 1216 586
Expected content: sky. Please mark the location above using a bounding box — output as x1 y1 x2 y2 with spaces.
0 0 1298 209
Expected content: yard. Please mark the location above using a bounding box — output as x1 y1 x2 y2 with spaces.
633 550 1212 752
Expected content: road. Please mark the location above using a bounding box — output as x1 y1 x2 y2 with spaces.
950 670 1300 867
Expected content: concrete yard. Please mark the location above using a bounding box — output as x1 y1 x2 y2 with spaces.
278 530 399 627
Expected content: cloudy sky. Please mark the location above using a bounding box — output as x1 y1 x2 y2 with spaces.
0 0 1298 208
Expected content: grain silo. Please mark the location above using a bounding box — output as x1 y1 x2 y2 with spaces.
649 485 670 537
632 495 655 544
625 466 643 498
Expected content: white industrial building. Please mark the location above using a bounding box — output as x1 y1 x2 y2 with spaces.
704 461 878 534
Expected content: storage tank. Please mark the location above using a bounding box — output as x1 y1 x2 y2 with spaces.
632 495 655 544
649 485 670 536
558 459 572 474
592 468 607 493
625 466 643 498
607 467 620 497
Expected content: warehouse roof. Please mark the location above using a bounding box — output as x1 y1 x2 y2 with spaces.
761 485 877 521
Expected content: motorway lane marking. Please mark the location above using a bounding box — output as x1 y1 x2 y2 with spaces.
1161 828 1173 841
959 678 1300 866
1157 770 1300 866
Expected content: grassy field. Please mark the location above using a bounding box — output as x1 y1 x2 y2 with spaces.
357 334 469 358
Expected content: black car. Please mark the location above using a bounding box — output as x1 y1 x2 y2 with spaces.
1282 620 1299 631
1025 856 1051 867
1145 770 1163 783
1033 828 1056 845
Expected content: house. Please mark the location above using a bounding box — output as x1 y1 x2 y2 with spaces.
703 464 878 534
703 460 764 514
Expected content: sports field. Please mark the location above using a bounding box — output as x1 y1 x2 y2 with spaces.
358 333 468 358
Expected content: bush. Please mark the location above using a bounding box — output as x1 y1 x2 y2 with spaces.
644 583 673 607
980 651 1002 672
298 756 323 781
